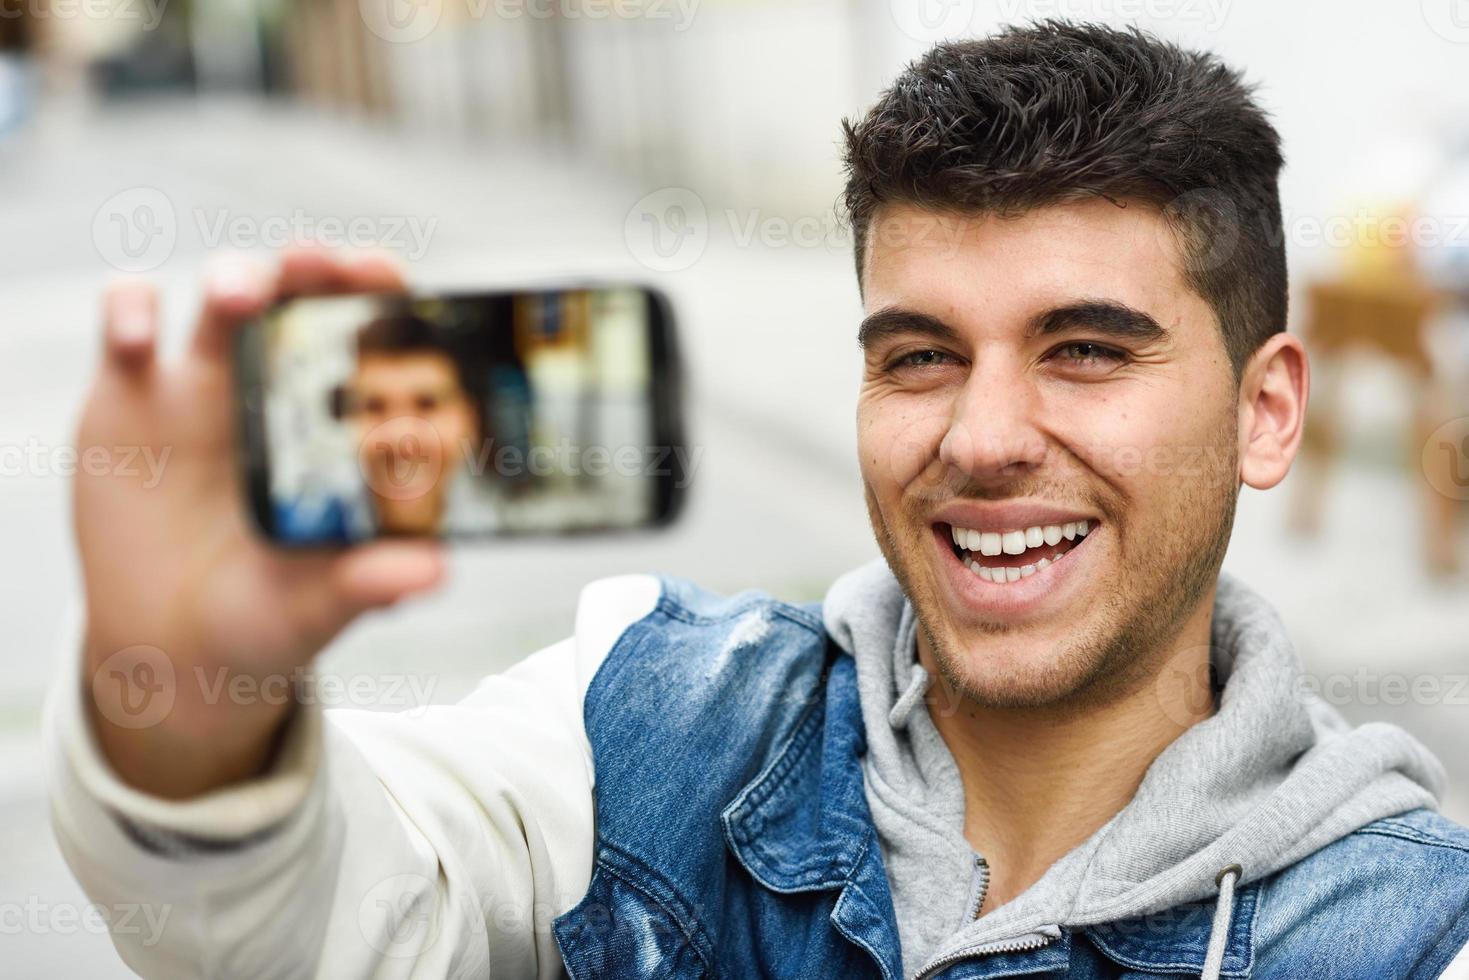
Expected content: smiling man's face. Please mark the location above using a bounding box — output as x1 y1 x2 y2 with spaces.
857 199 1243 709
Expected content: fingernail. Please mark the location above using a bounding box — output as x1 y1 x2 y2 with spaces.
113 306 153 345
206 255 261 300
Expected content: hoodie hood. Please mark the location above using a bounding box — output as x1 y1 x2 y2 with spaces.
823 558 1446 978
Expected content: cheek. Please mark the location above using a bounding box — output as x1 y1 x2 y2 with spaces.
858 393 950 499
1060 386 1230 505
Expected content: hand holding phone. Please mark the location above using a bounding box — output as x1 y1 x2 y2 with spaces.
73 253 445 800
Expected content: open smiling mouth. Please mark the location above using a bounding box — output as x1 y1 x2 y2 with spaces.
943 520 1094 584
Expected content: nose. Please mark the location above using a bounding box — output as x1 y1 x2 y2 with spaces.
938 358 1048 482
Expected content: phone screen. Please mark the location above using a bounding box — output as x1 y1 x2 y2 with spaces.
236 287 684 544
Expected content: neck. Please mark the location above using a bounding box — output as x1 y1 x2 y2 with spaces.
918 593 1217 913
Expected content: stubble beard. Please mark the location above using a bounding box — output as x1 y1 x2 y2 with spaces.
864 443 1239 713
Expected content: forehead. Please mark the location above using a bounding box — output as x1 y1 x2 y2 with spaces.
861 199 1208 334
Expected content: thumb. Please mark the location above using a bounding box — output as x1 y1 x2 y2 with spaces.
329 540 446 613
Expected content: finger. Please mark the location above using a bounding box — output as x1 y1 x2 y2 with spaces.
102 280 160 372
191 254 272 361
329 540 446 613
342 251 409 295
273 248 407 300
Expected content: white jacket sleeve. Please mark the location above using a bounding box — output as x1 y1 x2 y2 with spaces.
44 575 662 980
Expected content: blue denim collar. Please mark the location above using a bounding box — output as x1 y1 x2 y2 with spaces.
1081 881 1259 977
720 651 905 980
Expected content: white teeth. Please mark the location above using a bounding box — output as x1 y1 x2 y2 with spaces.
952 520 1095 586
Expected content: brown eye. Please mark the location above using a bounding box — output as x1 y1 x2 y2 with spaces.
415 395 440 412
896 349 952 369
364 396 387 415
1054 342 1123 366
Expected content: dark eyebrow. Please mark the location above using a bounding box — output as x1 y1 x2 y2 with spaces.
1027 300 1167 344
857 307 963 350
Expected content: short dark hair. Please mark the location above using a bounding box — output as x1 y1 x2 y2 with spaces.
349 309 481 412
357 310 457 361
841 20 1287 376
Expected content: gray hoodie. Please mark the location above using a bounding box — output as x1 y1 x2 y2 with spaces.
822 559 1446 980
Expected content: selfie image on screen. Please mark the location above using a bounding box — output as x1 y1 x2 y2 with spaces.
254 289 668 542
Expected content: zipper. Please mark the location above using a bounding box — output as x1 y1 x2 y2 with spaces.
912 853 1060 980
964 854 990 921
914 928 1061 980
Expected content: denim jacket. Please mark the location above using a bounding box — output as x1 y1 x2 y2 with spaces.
553 579 1469 979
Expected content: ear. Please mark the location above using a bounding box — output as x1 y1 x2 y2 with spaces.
1238 332 1309 490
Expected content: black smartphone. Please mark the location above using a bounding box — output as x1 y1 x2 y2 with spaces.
235 286 686 545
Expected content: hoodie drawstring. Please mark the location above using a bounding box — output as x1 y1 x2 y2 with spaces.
888 664 930 730
1201 864 1242 980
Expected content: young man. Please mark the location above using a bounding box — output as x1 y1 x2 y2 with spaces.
50 21 1469 980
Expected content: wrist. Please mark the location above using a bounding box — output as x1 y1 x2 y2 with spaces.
82 636 297 799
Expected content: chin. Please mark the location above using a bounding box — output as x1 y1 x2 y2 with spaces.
921 612 1114 711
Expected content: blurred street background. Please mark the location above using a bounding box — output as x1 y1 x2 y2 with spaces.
3 0 1469 973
